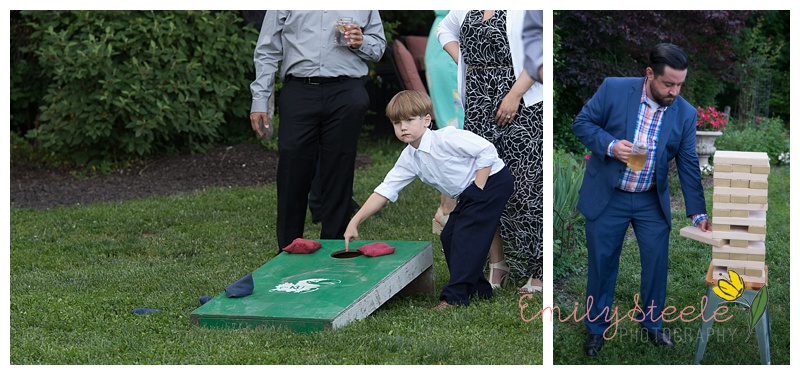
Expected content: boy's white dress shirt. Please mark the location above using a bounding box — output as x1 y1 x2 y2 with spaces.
374 127 505 202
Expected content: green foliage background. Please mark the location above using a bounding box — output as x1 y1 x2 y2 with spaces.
10 10 438 169
553 10 790 154
12 11 259 167
714 117 790 165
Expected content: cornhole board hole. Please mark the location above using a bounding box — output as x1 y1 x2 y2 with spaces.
190 240 434 333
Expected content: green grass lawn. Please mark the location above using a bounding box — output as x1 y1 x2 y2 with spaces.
553 165 790 365
9 138 543 365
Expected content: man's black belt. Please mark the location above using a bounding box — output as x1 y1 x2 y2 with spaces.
287 75 354 85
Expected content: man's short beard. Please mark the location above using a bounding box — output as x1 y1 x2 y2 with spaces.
649 79 675 107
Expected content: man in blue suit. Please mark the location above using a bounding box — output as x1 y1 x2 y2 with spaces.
572 43 711 357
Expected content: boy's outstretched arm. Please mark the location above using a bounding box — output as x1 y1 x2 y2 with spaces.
344 192 389 251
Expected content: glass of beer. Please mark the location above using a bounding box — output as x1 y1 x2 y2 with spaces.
334 17 354 46
627 142 648 171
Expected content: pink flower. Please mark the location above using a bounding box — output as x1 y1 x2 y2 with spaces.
696 106 727 131
584 154 590 160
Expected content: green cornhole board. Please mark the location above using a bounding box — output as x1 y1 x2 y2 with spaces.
190 240 435 333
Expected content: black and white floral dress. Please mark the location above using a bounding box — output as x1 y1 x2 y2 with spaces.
459 10 543 281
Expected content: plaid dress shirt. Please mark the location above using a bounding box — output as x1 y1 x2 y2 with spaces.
606 82 707 225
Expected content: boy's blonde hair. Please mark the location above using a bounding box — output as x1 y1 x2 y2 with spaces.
385 90 433 123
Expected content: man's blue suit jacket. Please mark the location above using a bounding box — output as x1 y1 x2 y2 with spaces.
572 77 707 225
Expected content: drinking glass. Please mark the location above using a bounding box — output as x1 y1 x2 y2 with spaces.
627 142 648 171
334 17 354 46
258 118 273 143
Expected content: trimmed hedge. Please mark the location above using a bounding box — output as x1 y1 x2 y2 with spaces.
14 10 259 166
714 117 790 166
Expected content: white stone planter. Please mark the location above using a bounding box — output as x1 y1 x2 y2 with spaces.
696 130 723 168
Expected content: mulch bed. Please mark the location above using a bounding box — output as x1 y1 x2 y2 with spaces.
10 142 370 210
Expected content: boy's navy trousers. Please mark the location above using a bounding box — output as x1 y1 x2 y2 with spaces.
439 167 514 305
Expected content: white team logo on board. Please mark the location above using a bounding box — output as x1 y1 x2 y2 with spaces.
270 278 341 294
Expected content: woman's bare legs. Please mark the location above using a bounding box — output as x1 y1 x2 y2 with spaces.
487 227 508 288
433 194 457 234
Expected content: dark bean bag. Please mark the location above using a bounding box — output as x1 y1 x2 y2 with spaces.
225 273 254 298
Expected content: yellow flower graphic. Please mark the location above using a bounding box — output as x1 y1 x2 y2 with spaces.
713 269 745 301
711 269 770 334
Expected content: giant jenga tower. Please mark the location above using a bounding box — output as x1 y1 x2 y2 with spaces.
680 150 770 284
708 150 770 283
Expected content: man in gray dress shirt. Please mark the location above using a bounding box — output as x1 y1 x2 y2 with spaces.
250 11 386 250
522 10 543 84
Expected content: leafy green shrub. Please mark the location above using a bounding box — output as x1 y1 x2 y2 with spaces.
553 231 587 281
713 117 789 164
378 10 430 40
9 130 69 169
553 150 586 251
553 149 587 279
552 22 586 154
10 11 44 136
553 120 586 155
9 132 34 166
16 10 258 166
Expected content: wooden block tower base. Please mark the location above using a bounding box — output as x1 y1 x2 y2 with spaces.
709 151 770 284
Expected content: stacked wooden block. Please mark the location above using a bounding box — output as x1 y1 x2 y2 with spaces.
709 151 770 283
678 150 770 284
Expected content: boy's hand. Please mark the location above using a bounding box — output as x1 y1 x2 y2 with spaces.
474 166 491 190
342 193 387 250
344 225 359 251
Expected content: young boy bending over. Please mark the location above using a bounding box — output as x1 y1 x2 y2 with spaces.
343 90 513 309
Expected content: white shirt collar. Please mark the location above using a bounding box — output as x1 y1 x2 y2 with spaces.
411 128 433 154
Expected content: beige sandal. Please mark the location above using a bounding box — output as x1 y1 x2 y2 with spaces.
488 260 510 289
518 277 543 293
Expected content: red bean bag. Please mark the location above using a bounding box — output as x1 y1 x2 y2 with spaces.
358 242 396 257
282 238 323 254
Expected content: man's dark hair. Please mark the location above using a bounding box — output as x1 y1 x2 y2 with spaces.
649 43 688 76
